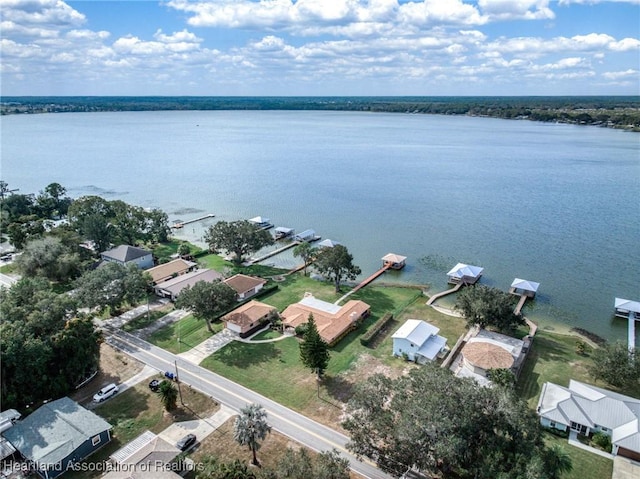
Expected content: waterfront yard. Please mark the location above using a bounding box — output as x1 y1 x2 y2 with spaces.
517 329 604 409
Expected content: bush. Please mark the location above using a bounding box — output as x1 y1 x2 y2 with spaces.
295 323 309 336
360 312 393 346
544 427 569 439
592 432 612 452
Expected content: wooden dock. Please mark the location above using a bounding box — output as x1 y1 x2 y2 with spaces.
171 213 215 229
514 294 528 316
249 241 300 265
628 312 636 352
426 282 464 306
335 264 392 304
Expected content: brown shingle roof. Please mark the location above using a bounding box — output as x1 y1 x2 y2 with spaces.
222 300 277 328
223 274 266 295
146 259 196 284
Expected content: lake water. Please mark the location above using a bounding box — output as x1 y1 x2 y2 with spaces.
1 110 638 341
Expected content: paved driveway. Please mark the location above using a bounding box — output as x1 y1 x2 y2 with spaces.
612 456 640 479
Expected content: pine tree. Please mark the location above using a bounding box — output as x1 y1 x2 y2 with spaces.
299 314 330 379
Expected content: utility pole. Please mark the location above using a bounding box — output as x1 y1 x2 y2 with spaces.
174 359 184 406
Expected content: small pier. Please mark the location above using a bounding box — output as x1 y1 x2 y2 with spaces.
249 241 300 265
171 213 215 229
426 282 464 306
514 294 528 316
335 264 392 304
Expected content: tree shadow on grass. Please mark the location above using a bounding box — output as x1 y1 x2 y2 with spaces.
212 341 281 369
322 375 355 404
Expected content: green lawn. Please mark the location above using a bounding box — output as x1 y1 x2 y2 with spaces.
201 285 434 420
543 432 613 479
148 314 224 354
517 330 601 408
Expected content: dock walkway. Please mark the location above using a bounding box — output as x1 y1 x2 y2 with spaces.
172 213 215 229
426 282 463 306
335 264 391 304
514 294 528 316
249 241 300 265
629 312 636 352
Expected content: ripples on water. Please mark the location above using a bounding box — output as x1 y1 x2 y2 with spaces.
1 110 638 341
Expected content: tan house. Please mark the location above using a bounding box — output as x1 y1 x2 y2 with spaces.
145 259 197 285
281 293 370 346
222 300 277 338
223 274 267 301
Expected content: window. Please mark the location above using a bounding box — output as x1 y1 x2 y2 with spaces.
92 435 101 446
549 421 556 428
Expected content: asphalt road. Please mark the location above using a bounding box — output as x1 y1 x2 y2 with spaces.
106 329 396 479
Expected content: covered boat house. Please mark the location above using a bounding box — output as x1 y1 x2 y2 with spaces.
447 263 484 285
382 253 407 270
510 278 540 298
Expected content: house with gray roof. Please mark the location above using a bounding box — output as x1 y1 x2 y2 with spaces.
537 380 640 460
101 245 153 270
2 397 112 478
153 268 224 301
391 319 447 363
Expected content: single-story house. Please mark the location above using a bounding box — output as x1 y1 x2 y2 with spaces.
510 278 540 298
537 380 640 461
153 268 223 301
615 298 640 320
446 263 483 285
2 397 112 479
454 329 524 386
391 319 447 363
101 245 154 270
145 259 197 285
223 274 267 301
222 300 278 338
382 253 407 270
281 293 370 346
107 430 181 475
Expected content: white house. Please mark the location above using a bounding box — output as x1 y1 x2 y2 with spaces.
391 319 447 363
537 380 640 460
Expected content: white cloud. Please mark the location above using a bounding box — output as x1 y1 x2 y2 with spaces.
0 0 85 27
602 69 639 79
478 0 555 20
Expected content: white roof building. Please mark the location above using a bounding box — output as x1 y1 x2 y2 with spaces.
537 380 640 460
392 319 448 364
447 263 484 284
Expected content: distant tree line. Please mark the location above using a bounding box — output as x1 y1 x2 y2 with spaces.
2 96 638 130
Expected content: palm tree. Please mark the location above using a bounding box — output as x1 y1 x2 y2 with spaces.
158 379 178 411
545 443 573 479
233 403 271 466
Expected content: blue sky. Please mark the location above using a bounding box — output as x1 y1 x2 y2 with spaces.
1 0 639 96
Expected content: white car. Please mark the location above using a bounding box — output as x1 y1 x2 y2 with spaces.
93 383 119 403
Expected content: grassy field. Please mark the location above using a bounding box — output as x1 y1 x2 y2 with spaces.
516 330 603 409
201 281 436 427
148 314 224 354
